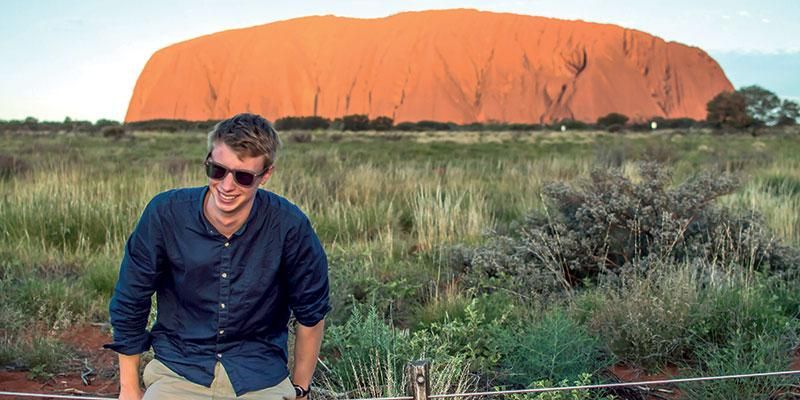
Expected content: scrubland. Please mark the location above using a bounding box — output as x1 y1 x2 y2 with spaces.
1 128 799 399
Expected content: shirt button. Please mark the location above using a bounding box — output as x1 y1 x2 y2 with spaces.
224 242 230 247
220 303 226 309
219 329 225 335
216 353 222 359
221 272 228 278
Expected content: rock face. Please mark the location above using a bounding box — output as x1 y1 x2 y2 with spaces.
125 9 733 124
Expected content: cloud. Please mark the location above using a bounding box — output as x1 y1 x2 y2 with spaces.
761 18 771 23
722 14 731 20
737 10 751 17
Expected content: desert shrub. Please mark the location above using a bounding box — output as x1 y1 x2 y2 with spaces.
5 336 77 378
0 153 30 179
678 330 797 399
495 309 611 387
320 306 476 399
577 262 701 368
393 120 454 131
342 114 370 131
285 132 313 143
274 116 330 130
551 119 589 130
575 259 800 369
462 163 799 295
411 296 514 375
123 119 219 132
369 116 394 131
597 113 629 128
101 125 126 139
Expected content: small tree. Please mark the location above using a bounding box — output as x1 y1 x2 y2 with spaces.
738 85 781 126
341 114 370 131
706 91 751 129
777 99 799 126
596 113 629 128
368 116 394 131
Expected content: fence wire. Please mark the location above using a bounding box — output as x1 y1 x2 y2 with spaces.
3 369 800 400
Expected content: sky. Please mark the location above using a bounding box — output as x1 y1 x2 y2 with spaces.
2 0 799 122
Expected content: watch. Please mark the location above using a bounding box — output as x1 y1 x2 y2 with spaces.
294 384 311 398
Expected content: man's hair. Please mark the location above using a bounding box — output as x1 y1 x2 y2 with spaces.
207 113 282 170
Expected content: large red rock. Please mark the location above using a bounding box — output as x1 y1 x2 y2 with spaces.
125 9 733 124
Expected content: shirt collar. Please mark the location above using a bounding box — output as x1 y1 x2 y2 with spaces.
195 186 263 238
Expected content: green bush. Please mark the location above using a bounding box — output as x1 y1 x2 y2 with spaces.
495 309 611 387
596 113 629 128
274 116 331 130
320 306 476 399
463 163 799 295
369 116 394 131
342 114 370 131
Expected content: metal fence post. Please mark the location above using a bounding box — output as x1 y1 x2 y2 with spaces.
408 360 431 400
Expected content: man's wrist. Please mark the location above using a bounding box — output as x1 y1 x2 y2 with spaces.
293 383 311 398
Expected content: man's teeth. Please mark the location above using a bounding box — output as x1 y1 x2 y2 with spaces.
219 192 236 201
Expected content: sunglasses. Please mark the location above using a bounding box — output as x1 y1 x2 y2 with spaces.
204 158 270 188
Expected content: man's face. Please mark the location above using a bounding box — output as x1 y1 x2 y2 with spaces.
206 141 272 218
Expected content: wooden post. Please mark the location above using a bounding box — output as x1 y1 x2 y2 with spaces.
408 360 431 400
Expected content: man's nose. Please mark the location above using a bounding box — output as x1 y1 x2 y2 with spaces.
221 171 237 190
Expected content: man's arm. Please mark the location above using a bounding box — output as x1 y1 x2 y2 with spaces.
292 320 325 392
118 354 143 400
104 197 166 399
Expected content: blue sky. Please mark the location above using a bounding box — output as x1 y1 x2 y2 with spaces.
2 0 798 121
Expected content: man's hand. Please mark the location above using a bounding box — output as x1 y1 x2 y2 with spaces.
118 353 143 400
292 320 325 391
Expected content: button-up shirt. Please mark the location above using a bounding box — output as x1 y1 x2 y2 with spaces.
104 187 330 396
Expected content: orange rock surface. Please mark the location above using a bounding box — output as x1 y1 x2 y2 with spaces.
125 9 733 124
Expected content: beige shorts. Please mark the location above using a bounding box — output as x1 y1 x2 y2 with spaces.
142 358 297 400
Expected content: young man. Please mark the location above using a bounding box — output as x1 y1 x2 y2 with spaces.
105 113 330 400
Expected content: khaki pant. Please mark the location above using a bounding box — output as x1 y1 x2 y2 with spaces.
142 359 297 400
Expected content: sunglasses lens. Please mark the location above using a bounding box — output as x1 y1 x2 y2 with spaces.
234 171 256 187
206 162 227 180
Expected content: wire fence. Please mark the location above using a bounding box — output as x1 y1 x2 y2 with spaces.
2 364 800 400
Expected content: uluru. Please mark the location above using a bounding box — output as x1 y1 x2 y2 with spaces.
125 9 733 124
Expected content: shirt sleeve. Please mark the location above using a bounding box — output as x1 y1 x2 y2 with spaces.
282 217 331 326
104 197 166 355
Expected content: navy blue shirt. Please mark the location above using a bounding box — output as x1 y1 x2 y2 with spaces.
105 187 330 396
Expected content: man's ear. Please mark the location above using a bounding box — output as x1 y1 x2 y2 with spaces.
259 165 275 186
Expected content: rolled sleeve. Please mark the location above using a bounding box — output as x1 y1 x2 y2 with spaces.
104 197 165 355
282 218 331 326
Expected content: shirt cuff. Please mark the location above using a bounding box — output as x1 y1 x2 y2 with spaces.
103 332 152 355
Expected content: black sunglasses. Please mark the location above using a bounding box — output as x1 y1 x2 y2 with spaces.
204 158 270 188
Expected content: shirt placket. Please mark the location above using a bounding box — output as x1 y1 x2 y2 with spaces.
216 238 233 361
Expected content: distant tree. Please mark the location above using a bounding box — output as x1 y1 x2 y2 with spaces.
738 85 781 125
342 114 370 131
95 119 121 128
596 112 629 128
368 116 394 131
274 116 330 130
777 99 799 126
706 91 751 129
554 119 589 130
